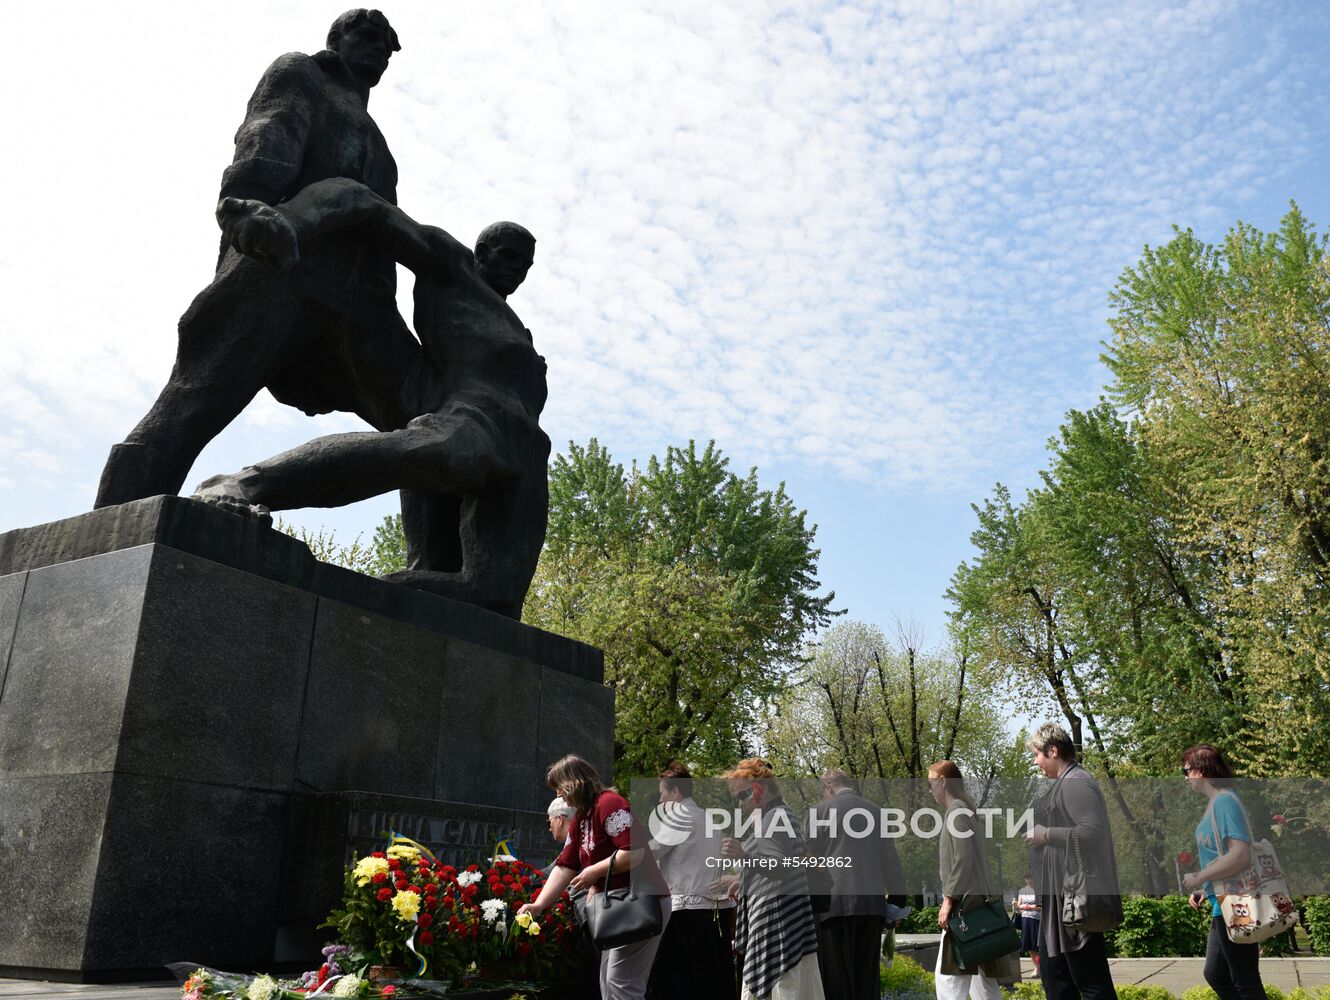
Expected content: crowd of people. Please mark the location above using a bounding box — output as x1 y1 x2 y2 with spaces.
526 723 1269 1000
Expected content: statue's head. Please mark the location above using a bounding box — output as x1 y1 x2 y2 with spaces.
475 222 536 298
326 9 400 87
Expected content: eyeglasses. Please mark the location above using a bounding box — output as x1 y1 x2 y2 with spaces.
1182 766 1199 776
734 787 754 803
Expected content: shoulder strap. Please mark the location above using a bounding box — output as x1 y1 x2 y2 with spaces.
1209 792 1255 881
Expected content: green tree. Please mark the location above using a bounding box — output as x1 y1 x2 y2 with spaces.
278 513 406 577
523 438 838 775
950 204 1330 785
761 619 1014 783
1104 205 1330 774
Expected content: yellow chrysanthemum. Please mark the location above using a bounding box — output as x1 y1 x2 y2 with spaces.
352 856 390 887
386 845 421 862
391 890 421 923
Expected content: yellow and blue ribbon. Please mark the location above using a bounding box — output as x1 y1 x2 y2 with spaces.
387 831 434 978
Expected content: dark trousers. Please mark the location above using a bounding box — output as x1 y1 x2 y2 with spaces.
1204 916 1264 1000
817 915 884 1000
1040 931 1116 1000
646 907 737 1000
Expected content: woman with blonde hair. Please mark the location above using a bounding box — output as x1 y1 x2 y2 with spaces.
928 760 1018 1000
517 754 670 1000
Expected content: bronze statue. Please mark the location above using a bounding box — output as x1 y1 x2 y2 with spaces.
194 180 549 619
95 10 415 508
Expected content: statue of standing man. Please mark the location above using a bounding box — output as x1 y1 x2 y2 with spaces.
95 9 418 508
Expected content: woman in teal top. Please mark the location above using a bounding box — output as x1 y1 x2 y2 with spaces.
1179 744 1264 1000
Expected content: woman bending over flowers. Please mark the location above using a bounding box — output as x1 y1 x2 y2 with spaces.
517 753 670 1000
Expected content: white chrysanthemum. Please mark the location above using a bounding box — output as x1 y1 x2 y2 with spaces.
331 975 363 998
457 870 483 888
480 898 508 924
246 974 278 1000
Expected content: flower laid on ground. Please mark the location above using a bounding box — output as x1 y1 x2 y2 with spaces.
245 975 278 1000
456 870 483 888
331 975 363 998
182 969 212 1000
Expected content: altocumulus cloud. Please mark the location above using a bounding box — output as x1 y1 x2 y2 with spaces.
0 0 1323 518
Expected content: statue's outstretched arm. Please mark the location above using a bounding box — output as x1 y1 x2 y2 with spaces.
217 177 461 277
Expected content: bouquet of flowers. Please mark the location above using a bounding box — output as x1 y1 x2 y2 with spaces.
320 843 580 987
173 956 395 1000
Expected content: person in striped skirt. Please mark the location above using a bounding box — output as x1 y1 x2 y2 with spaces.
722 759 826 1000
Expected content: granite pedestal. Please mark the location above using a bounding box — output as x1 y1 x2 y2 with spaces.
0 497 612 981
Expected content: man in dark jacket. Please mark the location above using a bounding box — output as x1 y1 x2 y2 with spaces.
95 9 418 508
805 770 908 1000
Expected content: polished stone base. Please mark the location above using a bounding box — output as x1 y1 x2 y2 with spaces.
0 498 612 979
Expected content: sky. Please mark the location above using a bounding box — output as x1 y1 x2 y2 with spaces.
2 0 1329 649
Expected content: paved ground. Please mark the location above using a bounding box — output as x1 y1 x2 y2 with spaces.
1091 958 1330 992
4 958 1330 996
0 983 178 1000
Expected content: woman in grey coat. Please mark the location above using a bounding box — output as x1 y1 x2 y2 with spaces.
930 760 1019 1000
1024 723 1121 1000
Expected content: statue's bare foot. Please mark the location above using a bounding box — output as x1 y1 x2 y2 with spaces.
192 472 272 525
215 196 302 270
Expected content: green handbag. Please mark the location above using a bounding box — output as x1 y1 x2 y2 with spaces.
947 896 1021 973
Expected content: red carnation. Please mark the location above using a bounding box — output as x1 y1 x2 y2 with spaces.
418 931 434 946
520 876 531 887
388 859 401 870
417 913 433 928
376 887 393 901
372 872 388 884
395 880 408 891
403 884 421 894
371 852 386 859
1177 851 1195 866
1272 814 1287 825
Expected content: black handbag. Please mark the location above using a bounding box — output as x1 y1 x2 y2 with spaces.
585 849 664 950
1061 830 1122 933
947 896 1020 973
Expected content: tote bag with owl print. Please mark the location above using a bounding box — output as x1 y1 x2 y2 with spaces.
1210 800 1299 944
